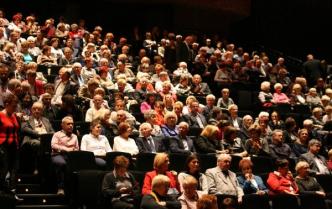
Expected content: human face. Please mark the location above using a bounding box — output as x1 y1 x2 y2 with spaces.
188 158 200 174
241 165 252 176
218 158 231 171
190 102 199 114
156 183 169 196
230 106 238 117
6 99 18 114
278 164 289 176
310 144 321 155
298 165 310 178
178 124 188 137
42 95 52 106
206 98 215 107
160 157 170 173
244 118 253 127
116 166 127 177
62 119 74 134
93 96 103 109
116 112 126 123
166 115 177 127
173 105 182 116
141 125 152 138
299 130 308 143
91 124 102 137
273 132 283 144
121 127 132 139
32 106 42 119
271 112 278 121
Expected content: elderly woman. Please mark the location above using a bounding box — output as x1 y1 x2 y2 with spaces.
80 119 112 168
292 129 309 157
238 115 253 141
310 107 324 128
102 155 140 209
295 161 325 196
269 111 285 130
141 174 181 209
306 88 322 108
194 125 223 154
178 175 204 209
222 126 248 157
113 122 139 156
258 81 273 107
237 159 268 195
178 154 208 194
272 83 290 104
267 159 299 195
174 75 191 96
161 112 178 137
245 124 270 156
142 153 179 195
173 101 184 122
290 83 306 105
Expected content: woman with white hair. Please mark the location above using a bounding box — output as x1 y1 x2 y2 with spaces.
161 112 178 137
258 81 273 107
141 174 181 209
272 83 290 104
295 161 326 196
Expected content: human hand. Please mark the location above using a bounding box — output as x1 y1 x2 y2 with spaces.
158 201 166 206
316 191 326 197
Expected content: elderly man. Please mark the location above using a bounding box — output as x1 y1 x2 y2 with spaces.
136 122 165 153
190 74 211 95
22 102 54 174
52 67 77 105
299 139 330 175
269 129 296 160
169 121 195 154
205 154 244 203
70 62 85 87
51 116 79 195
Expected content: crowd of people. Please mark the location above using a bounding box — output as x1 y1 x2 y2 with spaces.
0 8 332 208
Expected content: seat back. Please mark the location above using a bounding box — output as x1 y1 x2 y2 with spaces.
241 194 270 209
271 194 300 209
299 193 326 209
169 153 190 172
197 154 217 173
135 152 156 172
39 133 54 156
251 156 274 174
66 151 97 172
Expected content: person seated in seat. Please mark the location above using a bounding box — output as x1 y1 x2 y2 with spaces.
51 116 79 195
102 155 140 209
222 126 247 157
295 161 326 197
178 154 208 194
237 158 268 195
142 153 179 196
136 122 165 153
80 119 112 168
216 88 234 110
161 112 179 137
141 174 181 209
169 122 195 154
194 125 224 154
245 124 270 157
21 101 54 174
178 175 204 209
113 122 139 156
266 158 299 195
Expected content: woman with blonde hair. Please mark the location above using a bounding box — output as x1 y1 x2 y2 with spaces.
178 175 204 209
142 153 179 196
193 125 223 154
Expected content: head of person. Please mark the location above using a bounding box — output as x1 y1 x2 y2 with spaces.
312 107 323 119
3 93 19 114
113 155 130 177
139 122 152 138
260 81 271 92
144 109 158 124
7 78 22 97
223 126 237 142
206 94 215 107
258 111 269 124
118 122 132 139
61 116 74 135
185 154 200 174
275 158 289 176
308 139 321 155
90 119 102 137
201 125 219 140
285 117 297 131
248 124 262 140
295 161 310 178
271 111 280 121
298 128 309 144
228 104 238 118
153 153 170 173
303 119 313 132
217 154 232 171
31 102 44 119
41 93 52 107
182 175 198 200
151 174 170 196
192 74 202 85
272 129 284 144
197 194 218 209
93 94 103 109
239 158 254 177
243 115 253 129
164 111 178 128
178 121 189 137
173 101 183 117
72 62 82 75
26 70 37 84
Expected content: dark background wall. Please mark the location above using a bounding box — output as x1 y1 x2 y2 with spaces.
2 0 332 62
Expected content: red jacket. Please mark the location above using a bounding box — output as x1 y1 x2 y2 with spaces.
267 171 299 195
142 170 178 195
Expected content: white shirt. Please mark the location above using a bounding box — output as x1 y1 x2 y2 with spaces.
113 136 139 155
80 133 112 156
85 107 106 122
314 156 330 175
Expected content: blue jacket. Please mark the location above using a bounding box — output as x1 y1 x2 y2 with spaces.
237 175 268 194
